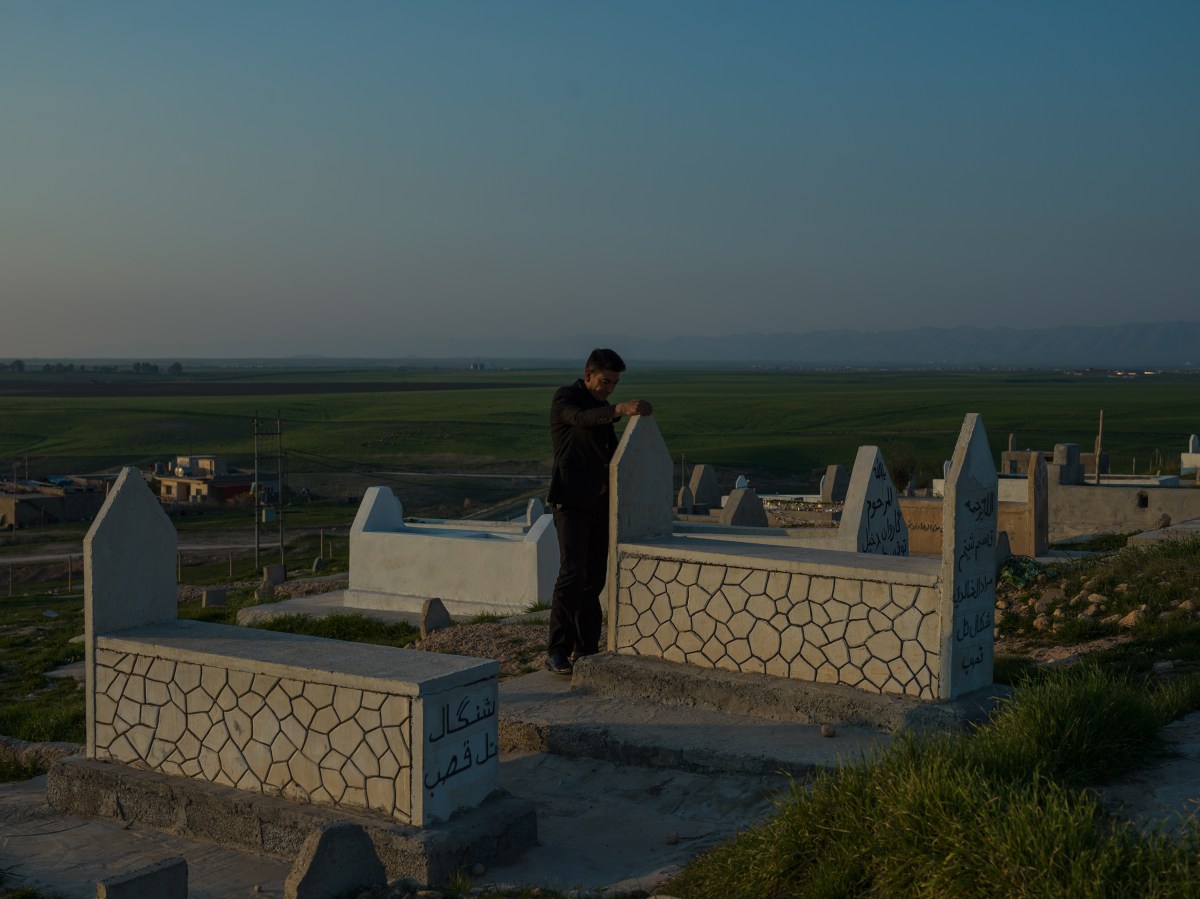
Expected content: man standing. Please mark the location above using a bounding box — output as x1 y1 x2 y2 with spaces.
545 348 652 675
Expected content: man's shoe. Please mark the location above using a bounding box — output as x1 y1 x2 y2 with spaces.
546 653 573 675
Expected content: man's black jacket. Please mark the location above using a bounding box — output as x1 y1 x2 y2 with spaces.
547 379 617 510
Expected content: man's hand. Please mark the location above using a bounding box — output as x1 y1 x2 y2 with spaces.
614 399 653 418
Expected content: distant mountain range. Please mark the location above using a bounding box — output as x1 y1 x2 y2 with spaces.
399 321 1200 369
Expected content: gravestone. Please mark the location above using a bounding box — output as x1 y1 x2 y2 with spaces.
84 468 176 643
284 824 386 899
201 587 227 608
676 484 694 514
734 474 748 489
263 564 286 586
420 597 453 639
819 464 849 503
1007 432 1016 453
1028 451 1049 556
606 416 674 625
687 464 721 510
719 487 768 527
525 497 545 526
940 413 997 699
1051 443 1085 485
837 447 908 556
1190 434 1199 454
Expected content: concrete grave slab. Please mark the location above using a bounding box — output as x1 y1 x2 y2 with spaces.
346 486 559 616
96 856 187 899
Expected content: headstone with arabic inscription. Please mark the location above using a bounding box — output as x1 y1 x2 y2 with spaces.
418 678 500 825
939 413 997 699
837 446 909 556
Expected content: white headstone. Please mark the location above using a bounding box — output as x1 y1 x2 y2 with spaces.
734 474 748 489
1190 434 1199 454
606 416 674 620
84 467 177 640
609 416 674 543
525 497 545 527
943 460 952 479
837 447 908 556
940 413 997 699
352 487 405 533
687 464 721 509
676 485 694 513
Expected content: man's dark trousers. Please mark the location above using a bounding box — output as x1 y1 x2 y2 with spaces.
548 502 608 658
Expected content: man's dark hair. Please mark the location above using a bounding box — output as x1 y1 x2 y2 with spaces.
585 348 626 373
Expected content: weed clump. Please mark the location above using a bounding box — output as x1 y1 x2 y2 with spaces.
664 665 1200 899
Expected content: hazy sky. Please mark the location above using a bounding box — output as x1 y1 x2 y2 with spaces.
3 2 1198 358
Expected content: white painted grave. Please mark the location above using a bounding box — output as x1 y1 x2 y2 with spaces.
345 487 559 616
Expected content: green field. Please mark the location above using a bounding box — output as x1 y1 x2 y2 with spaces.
1 368 1198 493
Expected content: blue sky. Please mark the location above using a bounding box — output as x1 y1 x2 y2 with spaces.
2 1 1197 358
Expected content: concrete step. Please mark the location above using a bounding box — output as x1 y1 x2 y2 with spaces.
498 668 893 778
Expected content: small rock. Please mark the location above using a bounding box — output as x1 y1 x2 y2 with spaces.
42 610 59 618
1040 587 1065 604
1119 609 1146 628
1033 615 1052 631
820 723 837 737
416 890 444 899
1086 603 1101 617
1116 583 1129 593
1077 612 1094 621
664 832 679 845
1153 661 1175 675
1087 592 1108 604
1052 608 1066 618
1101 614 1121 625
1180 600 1196 612
469 863 486 877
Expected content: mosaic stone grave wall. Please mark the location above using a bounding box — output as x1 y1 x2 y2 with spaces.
92 645 417 821
614 553 942 699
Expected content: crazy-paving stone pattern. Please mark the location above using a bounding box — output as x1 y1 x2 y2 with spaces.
92 648 414 822
615 556 941 699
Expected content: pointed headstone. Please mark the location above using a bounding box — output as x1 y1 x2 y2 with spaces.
676 484 694 514
1007 432 1017 453
940 414 997 699
837 447 908 556
85 467 177 640
719 487 768 527
820 464 849 503
687 464 721 509
734 474 748 489
352 487 404 533
1190 434 1199 454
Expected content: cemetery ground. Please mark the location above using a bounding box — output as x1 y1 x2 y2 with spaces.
6 520 1200 895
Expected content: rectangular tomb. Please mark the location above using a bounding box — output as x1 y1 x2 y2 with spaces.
89 619 498 827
